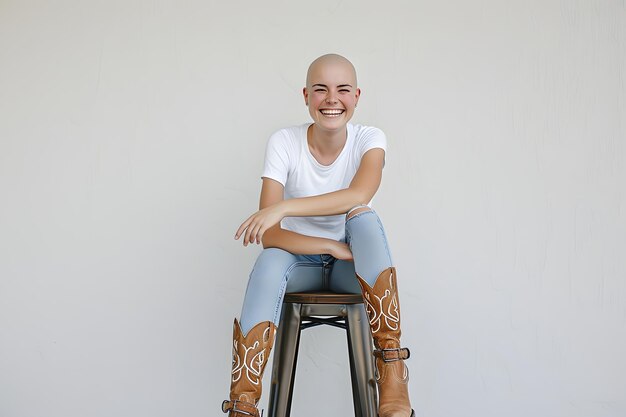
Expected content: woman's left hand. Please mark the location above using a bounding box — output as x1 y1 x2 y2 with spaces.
235 202 286 246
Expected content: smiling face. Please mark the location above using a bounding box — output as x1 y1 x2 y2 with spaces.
303 54 361 133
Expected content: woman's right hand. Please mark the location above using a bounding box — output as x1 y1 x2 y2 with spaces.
330 241 353 261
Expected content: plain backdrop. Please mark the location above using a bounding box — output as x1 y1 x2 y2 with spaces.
1 1 625 416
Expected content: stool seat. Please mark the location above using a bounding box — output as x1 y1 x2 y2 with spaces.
284 292 364 304
267 291 377 417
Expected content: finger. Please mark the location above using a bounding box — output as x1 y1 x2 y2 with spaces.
256 223 268 244
235 222 247 240
235 217 252 240
244 218 260 246
255 225 267 245
243 222 254 246
250 222 263 244
245 223 255 245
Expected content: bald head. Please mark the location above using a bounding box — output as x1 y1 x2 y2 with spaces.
306 54 358 88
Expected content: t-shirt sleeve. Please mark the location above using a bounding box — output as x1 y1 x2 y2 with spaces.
261 130 290 186
357 127 387 160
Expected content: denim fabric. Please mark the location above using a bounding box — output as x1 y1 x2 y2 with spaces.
239 209 394 335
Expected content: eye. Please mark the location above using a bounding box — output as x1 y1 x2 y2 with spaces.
339 89 350 93
315 89 327 92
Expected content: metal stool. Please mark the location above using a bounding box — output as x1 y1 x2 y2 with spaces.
267 292 377 417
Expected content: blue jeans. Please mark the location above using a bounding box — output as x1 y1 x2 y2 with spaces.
239 209 394 335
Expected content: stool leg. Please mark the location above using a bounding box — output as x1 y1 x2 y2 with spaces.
267 302 302 417
346 304 378 417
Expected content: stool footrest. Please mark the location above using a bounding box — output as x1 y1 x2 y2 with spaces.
301 316 347 330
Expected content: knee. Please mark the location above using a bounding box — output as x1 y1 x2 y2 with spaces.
250 248 292 279
256 247 294 264
258 247 291 259
345 206 387 241
346 205 372 221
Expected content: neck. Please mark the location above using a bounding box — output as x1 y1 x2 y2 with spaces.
308 123 348 154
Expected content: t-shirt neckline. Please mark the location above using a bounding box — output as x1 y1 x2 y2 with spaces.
303 123 353 169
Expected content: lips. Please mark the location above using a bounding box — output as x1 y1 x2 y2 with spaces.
319 109 345 117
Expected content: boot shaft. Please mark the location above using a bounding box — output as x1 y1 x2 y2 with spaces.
223 319 276 416
356 267 402 350
357 267 414 417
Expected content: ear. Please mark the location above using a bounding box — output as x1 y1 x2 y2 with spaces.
303 87 309 106
355 87 361 106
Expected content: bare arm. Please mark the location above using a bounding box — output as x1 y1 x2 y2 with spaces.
235 148 384 246
283 148 384 216
247 178 352 259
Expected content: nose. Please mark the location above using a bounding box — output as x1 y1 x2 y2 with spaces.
325 94 338 104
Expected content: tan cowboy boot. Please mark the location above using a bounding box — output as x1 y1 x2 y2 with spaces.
357 267 415 417
222 319 277 417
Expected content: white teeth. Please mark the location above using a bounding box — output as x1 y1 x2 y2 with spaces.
320 109 344 116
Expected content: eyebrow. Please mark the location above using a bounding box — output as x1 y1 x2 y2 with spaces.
312 84 353 88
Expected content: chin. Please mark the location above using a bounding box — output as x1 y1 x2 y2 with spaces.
318 120 347 131
318 115 351 127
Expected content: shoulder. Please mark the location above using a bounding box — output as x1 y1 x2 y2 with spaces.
267 124 306 149
349 123 387 151
269 124 306 141
350 123 386 142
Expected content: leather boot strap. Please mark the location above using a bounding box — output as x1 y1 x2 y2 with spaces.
374 347 411 362
222 400 260 417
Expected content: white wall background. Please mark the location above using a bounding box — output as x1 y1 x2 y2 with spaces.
1 1 625 416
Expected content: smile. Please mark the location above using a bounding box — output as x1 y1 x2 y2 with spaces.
319 109 345 117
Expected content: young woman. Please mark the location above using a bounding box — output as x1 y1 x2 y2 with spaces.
221 54 414 417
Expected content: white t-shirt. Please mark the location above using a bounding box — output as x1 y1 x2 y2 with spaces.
262 123 387 241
